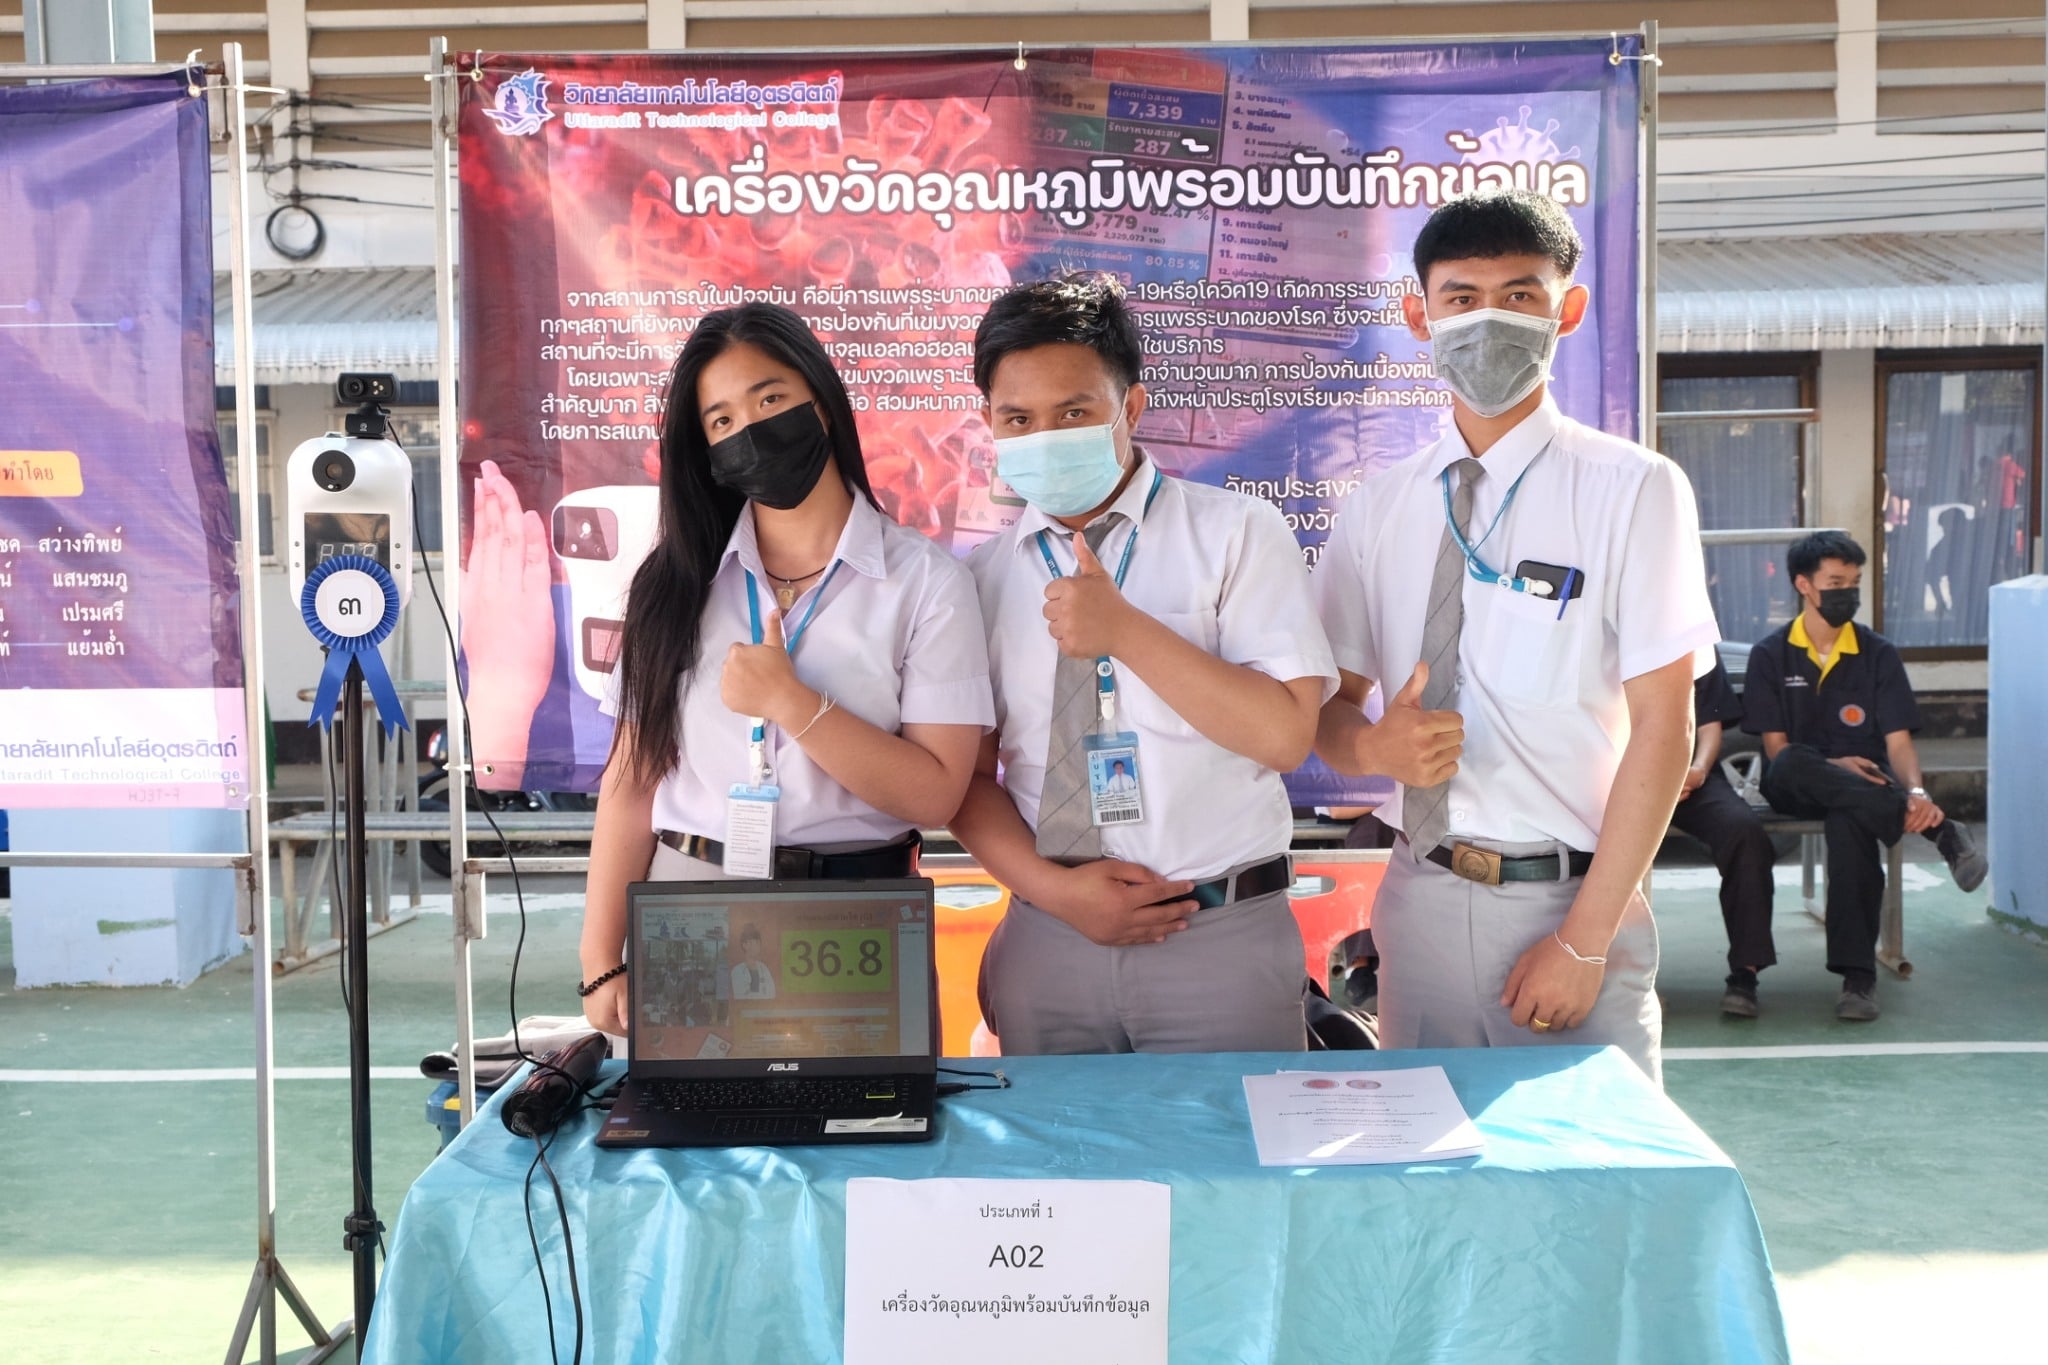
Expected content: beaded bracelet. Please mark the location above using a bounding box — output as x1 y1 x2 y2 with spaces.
577 963 628 997
1553 932 1607 966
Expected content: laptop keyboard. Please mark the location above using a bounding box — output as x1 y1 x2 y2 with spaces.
636 1075 918 1114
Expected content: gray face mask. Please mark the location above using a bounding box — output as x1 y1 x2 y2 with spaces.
1427 306 1563 417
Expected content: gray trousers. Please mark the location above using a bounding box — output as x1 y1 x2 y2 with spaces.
1374 847 1663 1085
979 884 1308 1055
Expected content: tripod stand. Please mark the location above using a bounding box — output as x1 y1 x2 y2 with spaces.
338 659 384 1342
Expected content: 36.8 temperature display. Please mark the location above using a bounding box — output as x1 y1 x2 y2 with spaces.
780 929 892 993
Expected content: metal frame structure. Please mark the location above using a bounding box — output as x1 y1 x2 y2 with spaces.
0 44 342 1365
425 26 1660 1128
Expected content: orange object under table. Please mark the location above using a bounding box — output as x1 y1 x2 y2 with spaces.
929 859 1383 1057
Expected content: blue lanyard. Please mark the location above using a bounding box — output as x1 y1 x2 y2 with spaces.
1035 471 1164 720
741 561 843 760
1440 448 1549 594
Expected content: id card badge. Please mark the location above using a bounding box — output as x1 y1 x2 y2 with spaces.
1084 731 1145 828
724 783 780 878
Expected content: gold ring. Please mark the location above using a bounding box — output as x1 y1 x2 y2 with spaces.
1532 1018 1553 1031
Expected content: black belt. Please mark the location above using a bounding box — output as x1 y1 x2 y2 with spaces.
1179 854 1293 910
1416 839 1593 886
657 829 921 880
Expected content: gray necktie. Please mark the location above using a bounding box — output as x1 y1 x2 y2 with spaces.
1405 457 1481 861
1035 518 1120 862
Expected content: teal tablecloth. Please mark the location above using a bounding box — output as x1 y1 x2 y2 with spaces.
363 1046 1788 1364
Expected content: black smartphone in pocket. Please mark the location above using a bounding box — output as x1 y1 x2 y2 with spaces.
1515 560 1586 607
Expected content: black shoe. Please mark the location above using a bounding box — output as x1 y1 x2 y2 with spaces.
1837 981 1880 1022
1720 978 1759 1019
1933 820 1987 893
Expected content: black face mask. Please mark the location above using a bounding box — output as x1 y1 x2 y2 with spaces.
706 402 833 510
1815 586 1860 629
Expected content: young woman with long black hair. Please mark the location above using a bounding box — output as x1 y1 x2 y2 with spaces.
578 303 992 1033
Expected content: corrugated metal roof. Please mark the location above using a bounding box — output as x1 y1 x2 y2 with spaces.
213 267 441 384
211 234 2048 380
1658 232 2045 352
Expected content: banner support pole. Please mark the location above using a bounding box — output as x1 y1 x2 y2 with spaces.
1639 20 1659 449
219 41 348 1365
429 35 480 1129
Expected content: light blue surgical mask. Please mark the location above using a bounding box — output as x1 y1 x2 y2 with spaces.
994 404 1129 517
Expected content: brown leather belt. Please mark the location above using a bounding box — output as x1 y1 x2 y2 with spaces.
656 829 921 880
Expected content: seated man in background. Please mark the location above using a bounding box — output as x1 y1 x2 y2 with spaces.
1744 531 1986 1022
1667 652 1777 1019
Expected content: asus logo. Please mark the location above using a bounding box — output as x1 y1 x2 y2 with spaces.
767 1062 800 1072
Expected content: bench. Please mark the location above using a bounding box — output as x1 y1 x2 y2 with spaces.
268 809 598 971
1713 752 1911 978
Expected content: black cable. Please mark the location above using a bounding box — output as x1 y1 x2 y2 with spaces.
521 1132 563 1365
536 1136 585 1365
406 473 586 1353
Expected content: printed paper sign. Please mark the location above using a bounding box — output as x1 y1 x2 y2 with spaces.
844 1177 1169 1365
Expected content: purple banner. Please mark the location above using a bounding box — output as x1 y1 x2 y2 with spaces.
0 74 248 808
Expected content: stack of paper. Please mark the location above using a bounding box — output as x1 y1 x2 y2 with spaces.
1241 1067 1484 1166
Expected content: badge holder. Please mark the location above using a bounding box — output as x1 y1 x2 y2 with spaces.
726 722 779 878
1084 661 1145 829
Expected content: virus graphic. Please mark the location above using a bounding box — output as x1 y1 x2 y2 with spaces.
483 70 553 137
1462 106 1580 164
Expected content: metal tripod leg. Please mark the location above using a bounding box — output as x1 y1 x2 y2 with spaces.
223 1256 349 1365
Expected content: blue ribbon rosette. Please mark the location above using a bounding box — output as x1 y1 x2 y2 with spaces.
301 553 409 737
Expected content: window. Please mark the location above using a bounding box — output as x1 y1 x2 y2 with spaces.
1877 353 2040 654
216 386 276 558
1657 358 1816 651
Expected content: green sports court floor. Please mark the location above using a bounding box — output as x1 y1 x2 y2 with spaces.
3 834 2045 1364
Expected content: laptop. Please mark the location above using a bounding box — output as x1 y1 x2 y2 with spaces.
596 877 939 1149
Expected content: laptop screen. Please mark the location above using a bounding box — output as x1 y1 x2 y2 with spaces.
631 884 933 1063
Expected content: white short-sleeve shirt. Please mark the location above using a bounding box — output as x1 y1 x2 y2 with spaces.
604 496 995 846
1314 396 1717 851
968 450 1339 883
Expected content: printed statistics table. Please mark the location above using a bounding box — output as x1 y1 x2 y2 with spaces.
364 1047 1789 1364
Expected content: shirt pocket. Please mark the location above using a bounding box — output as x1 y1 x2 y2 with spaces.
1113 607 1221 738
1471 589 1594 711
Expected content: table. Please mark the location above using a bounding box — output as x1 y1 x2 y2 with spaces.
363 1048 1789 1365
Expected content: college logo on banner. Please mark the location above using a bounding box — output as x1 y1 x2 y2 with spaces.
454 42 1644 796
483 70 554 137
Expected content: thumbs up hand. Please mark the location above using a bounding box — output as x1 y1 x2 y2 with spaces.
1043 528 1135 660
1361 662 1465 788
721 608 814 725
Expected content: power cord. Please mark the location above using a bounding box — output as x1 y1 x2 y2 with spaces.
407 470 595 1362
936 1066 1011 1097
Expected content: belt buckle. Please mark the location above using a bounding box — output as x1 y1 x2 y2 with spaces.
1449 842 1504 886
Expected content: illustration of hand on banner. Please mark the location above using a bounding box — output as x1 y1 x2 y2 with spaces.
459 460 554 784
302 555 409 738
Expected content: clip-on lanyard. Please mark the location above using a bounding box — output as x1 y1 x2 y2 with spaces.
1440 446 1552 596
1035 471 1164 725
742 561 843 783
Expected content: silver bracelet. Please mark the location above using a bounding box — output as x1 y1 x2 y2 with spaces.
791 690 835 740
1553 931 1607 966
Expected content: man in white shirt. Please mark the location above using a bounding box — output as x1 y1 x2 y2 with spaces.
950 274 1338 1054
1312 192 1717 1082
730 923 777 1000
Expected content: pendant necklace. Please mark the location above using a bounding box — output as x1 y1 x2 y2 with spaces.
764 564 827 613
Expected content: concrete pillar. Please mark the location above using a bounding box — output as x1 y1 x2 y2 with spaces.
1816 348 1878 559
